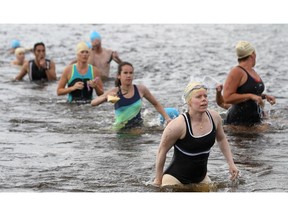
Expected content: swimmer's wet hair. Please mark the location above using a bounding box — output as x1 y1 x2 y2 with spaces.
115 62 134 87
33 42 45 52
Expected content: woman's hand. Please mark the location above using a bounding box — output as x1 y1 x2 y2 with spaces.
266 95 276 105
229 164 240 181
153 178 161 187
39 58 47 69
87 77 100 91
73 81 84 90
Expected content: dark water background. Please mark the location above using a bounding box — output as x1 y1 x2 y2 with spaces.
0 24 287 193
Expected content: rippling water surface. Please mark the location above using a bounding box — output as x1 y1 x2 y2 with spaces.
0 24 287 192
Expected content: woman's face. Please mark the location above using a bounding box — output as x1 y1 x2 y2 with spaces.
118 65 134 85
77 50 90 62
34 45 45 61
16 51 25 62
188 89 208 112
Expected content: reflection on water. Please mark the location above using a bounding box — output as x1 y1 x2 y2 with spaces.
0 24 287 192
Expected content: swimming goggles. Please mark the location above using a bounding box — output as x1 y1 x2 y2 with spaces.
184 84 208 99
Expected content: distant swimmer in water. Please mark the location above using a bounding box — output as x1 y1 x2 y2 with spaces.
12 42 56 82
11 47 28 68
8 39 32 55
91 61 171 131
88 31 122 81
8 39 21 54
153 81 239 189
57 41 104 103
223 41 276 126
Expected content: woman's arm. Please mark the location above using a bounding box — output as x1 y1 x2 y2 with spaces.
57 66 82 96
91 88 117 106
46 61 57 81
88 66 104 96
223 67 263 105
261 94 276 105
154 116 185 186
212 110 239 180
216 84 231 110
13 62 29 81
140 85 172 124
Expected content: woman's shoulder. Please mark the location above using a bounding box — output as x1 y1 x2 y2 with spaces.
229 65 246 75
63 64 73 75
134 84 147 92
165 113 186 131
207 109 222 122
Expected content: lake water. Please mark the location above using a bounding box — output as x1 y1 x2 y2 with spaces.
0 24 287 194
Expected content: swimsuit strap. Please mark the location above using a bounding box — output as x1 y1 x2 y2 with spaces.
237 65 261 82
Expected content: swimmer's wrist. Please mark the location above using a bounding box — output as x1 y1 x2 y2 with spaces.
261 94 266 99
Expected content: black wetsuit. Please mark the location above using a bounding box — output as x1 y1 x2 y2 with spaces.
225 66 265 126
164 111 216 184
28 59 51 81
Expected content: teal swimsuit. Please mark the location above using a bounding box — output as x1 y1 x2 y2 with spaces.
67 64 94 102
113 85 143 130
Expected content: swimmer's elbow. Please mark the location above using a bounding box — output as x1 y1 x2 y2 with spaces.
91 100 98 106
57 89 64 96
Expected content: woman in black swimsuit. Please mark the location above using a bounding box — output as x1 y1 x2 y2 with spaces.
153 81 239 187
223 41 276 126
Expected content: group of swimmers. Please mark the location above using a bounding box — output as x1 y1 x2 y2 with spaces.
8 32 276 189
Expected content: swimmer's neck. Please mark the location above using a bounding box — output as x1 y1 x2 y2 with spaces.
189 110 207 122
76 61 88 69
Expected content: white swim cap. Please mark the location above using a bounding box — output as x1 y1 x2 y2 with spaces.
236 41 255 59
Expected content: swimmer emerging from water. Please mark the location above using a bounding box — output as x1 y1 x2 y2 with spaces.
223 41 276 126
13 42 56 82
153 81 239 189
8 39 32 55
57 41 104 103
91 61 171 130
88 31 122 81
11 47 28 68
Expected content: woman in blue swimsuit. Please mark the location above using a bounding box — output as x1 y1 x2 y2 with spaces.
57 41 104 103
153 81 239 187
223 41 276 126
91 61 171 130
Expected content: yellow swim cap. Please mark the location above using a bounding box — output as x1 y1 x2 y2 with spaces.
76 41 90 54
183 81 207 103
15 47 25 56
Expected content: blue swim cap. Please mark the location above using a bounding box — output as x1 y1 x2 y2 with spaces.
160 108 179 124
90 31 101 41
86 41 92 49
11 39 20 49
